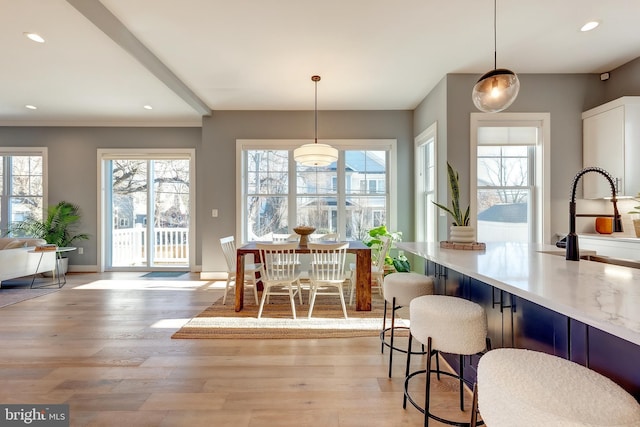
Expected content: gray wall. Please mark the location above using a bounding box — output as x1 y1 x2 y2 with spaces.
0 127 202 268
201 110 413 273
414 73 605 242
600 56 640 104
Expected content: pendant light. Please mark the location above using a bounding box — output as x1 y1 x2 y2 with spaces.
472 0 520 113
294 75 338 167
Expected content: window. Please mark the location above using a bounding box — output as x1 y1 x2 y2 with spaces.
0 148 47 234
238 140 396 243
470 114 550 243
415 123 437 242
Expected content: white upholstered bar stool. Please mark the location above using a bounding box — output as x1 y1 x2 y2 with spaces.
381 272 434 378
471 348 640 427
404 295 488 427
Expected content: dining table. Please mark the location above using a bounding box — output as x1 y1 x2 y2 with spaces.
235 240 372 312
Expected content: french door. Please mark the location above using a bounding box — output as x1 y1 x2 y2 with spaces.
99 150 195 271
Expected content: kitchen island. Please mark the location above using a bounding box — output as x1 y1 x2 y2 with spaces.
397 241 640 400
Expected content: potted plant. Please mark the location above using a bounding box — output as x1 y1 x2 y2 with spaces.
432 162 474 243
7 201 89 273
364 225 410 273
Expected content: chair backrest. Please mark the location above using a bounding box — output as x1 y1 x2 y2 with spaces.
308 242 348 282
220 236 236 271
371 236 392 273
272 233 298 242
311 233 339 242
257 242 299 281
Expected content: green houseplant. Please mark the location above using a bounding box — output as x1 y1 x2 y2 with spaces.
432 162 470 226
364 225 410 273
8 200 89 248
432 162 475 243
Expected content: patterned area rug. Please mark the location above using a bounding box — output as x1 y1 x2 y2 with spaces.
172 291 409 339
0 287 59 308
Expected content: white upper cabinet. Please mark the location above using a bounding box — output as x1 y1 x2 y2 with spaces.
582 97 640 198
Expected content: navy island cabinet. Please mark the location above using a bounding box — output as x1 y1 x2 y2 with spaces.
424 260 636 399
405 243 640 401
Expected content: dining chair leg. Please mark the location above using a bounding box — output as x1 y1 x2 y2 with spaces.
222 277 232 305
308 284 317 318
349 270 356 306
257 286 268 318
338 284 348 318
288 285 297 319
296 279 303 304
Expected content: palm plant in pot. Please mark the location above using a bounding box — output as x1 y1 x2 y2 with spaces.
7 201 89 273
432 162 474 243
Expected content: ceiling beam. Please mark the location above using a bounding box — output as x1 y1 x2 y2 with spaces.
66 0 211 117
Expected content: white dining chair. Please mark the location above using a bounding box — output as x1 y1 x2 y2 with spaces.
349 235 392 306
308 242 349 318
257 242 304 319
219 236 261 305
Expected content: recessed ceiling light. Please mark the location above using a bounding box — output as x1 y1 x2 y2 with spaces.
143 105 153 110
25 105 37 110
24 32 45 43
581 21 600 32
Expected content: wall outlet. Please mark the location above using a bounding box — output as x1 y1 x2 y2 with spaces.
78 247 84 255
211 209 218 218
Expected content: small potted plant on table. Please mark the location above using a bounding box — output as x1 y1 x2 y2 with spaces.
432 162 475 243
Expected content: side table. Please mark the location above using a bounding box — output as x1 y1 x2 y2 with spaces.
30 246 76 288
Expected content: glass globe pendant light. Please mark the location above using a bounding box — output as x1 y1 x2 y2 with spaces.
472 0 520 113
294 75 338 167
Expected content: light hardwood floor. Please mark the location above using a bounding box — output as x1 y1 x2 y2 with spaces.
0 272 475 427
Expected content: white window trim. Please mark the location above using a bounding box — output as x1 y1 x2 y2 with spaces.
96 148 196 272
0 147 48 230
470 113 551 244
414 123 437 243
235 139 397 244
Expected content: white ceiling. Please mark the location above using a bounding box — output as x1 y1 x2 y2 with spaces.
1 0 639 126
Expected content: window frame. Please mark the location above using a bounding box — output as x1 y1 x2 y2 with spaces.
236 139 397 244
470 113 551 244
0 147 48 234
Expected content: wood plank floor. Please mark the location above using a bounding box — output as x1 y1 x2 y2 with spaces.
0 272 477 427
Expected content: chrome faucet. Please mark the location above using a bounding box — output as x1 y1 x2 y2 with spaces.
565 167 623 261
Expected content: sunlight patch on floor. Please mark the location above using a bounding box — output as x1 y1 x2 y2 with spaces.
150 318 193 328
73 279 216 290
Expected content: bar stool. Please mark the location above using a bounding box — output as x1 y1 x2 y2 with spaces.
404 295 488 426
381 272 434 377
472 348 640 426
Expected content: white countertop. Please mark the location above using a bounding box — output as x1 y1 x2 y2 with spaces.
397 242 640 346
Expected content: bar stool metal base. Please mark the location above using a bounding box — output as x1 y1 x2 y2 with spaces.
381 297 427 377
403 336 484 427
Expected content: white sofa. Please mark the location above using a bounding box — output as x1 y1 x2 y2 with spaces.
0 237 57 285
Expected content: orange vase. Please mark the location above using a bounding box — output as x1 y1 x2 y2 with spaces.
595 217 613 234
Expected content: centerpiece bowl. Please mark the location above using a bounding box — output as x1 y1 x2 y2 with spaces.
293 226 316 246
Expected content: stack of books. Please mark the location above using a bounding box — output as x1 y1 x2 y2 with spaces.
35 244 57 252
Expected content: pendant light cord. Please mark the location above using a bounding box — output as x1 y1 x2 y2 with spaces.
314 78 318 144
493 0 497 70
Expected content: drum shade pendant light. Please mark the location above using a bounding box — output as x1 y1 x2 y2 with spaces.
294 75 338 167
472 0 520 113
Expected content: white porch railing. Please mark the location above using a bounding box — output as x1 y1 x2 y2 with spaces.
112 227 189 267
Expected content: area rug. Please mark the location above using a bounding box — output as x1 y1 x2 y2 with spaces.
172 291 409 339
0 288 59 308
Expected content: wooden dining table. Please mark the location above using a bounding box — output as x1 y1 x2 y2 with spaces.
235 240 372 312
